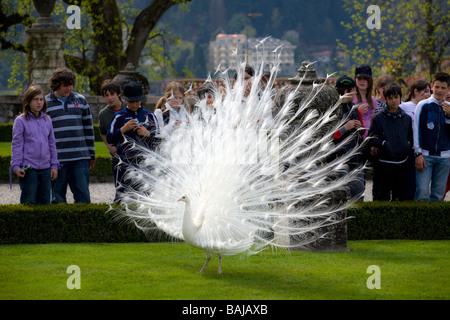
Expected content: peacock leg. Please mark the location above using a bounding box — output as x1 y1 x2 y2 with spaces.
218 254 223 274
199 253 211 273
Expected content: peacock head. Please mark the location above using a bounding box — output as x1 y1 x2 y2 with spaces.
177 195 189 202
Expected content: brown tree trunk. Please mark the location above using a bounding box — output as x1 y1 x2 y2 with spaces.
125 0 182 67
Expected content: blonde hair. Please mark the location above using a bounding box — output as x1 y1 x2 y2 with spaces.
156 82 187 113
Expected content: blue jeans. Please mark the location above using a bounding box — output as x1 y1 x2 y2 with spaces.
415 156 450 201
52 160 91 204
19 168 52 204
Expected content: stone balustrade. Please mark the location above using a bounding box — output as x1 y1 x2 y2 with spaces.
0 94 160 124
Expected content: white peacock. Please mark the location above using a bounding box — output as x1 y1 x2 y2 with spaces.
114 42 363 273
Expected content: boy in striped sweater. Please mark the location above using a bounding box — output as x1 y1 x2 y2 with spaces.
45 67 95 203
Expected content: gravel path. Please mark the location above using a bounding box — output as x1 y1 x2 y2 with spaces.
1 180 448 204
1 182 116 204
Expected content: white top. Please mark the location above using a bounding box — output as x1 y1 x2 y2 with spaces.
154 104 190 137
400 101 416 123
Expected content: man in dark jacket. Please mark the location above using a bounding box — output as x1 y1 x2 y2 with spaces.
368 84 413 201
107 81 159 201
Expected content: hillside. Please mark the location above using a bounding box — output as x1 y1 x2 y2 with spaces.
156 0 352 78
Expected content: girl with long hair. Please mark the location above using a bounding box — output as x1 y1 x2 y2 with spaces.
11 86 58 204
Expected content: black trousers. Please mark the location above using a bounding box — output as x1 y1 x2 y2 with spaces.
372 160 412 201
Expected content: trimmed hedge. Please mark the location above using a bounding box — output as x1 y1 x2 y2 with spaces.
0 202 448 244
1 123 110 180
0 155 113 181
0 123 13 142
0 203 172 244
347 201 450 240
0 123 102 142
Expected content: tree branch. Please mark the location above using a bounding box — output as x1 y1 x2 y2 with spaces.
0 7 32 53
125 0 191 66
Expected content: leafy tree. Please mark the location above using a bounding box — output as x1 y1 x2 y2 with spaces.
337 0 449 81
0 0 191 94
225 13 252 35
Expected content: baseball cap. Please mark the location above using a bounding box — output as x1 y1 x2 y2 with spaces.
335 75 356 89
355 64 372 78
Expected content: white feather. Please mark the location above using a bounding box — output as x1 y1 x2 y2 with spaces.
113 46 363 273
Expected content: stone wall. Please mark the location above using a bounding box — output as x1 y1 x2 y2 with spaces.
0 94 160 124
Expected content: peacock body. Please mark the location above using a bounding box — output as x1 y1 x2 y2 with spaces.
115 43 364 273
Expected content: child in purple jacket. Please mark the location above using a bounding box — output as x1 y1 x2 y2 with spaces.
11 86 59 204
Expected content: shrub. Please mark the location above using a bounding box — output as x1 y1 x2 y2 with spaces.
0 203 172 244
0 123 102 142
0 202 448 244
0 124 13 142
0 155 113 181
347 201 450 240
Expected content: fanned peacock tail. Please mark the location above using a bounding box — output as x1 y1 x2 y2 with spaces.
111 39 365 260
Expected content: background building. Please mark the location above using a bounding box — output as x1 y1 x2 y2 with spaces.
208 34 296 76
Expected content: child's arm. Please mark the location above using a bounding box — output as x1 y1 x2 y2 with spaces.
11 117 25 177
48 119 59 181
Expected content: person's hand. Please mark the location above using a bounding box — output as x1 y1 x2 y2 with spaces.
344 119 362 131
415 155 426 172
341 91 356 103
51 168 58 181
136 125 151 137
357 103 369 115
14 168 25 178
107 145 117 157
89 159 96 170
168 98 182 109
443 101 450 116
370 146 378 156
120 119 138 133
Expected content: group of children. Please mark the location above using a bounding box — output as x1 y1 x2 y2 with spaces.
10 65 450 205
333 65 450 202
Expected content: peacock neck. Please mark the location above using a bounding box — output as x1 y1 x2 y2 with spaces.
181 201 197 243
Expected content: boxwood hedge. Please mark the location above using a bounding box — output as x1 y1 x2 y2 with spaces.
0 123 102 142
0 201 448 244
1 123 110 181
0 155 113 181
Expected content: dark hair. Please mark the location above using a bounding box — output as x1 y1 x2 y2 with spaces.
335 75 356 95
197 83 215 100
21 86 48 120
49 67 76 92
405 80 430 102
383 83 402 100
245 65 255 77
234 65 255 80
432 72 450 86
101 79 121 96
355 77 375 109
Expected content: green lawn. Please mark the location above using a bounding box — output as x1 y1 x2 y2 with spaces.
0 240 448 300
0 141 109 156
